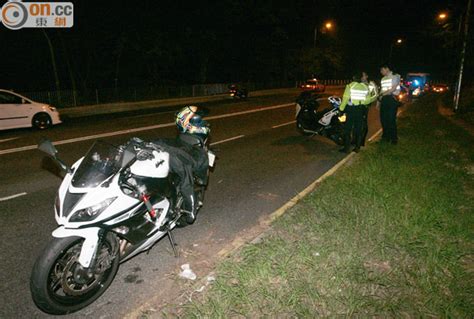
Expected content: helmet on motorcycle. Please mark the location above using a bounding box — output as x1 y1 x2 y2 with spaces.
328 96 342 108
176 106 210 139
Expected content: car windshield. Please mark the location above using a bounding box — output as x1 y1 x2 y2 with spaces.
306 80 318 85
71 141 131 188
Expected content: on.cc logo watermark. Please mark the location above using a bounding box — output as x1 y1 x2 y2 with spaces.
0 0 73 30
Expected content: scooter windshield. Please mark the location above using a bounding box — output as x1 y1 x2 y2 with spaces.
72 141 127 188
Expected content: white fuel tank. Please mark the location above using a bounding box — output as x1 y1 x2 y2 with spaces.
130 150 170 178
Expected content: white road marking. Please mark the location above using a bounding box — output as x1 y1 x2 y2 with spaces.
0 137 19 143
0 192 27 202
272 120 296 129
210 135 245 146
0 103 294 156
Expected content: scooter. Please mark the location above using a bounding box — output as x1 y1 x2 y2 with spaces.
30 135 215 315
296 94 346 145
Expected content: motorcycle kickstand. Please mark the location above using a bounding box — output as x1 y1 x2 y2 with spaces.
167 229 179 258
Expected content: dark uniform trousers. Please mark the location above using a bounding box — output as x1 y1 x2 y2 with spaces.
361 106 369 146
343 104 366 151
380 95 398 143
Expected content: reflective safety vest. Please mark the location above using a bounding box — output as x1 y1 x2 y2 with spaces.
381 74 401 95
340 82 372 111
350 85 369 103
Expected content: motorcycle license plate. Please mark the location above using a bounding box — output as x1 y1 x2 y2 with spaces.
208 151 216 167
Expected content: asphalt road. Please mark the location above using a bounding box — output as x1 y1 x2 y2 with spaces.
0 89 381 318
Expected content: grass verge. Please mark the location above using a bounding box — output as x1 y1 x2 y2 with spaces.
183 95 474 318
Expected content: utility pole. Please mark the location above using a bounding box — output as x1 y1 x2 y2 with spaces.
42 30 62 105
388 43 394 64
388 38 403 64
453 0 472 112
314 26 318 48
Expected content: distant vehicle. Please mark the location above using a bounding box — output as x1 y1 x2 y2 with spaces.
0 89 61 130
300 78 326 92
396 86 409 102
432 83 449 93
405 73 430 97
228 84 248 99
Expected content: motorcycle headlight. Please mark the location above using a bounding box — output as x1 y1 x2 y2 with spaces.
338 114 347 123
70 197 117 222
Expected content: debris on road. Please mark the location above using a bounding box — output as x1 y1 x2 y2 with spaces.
195 285 206 293
179 264 197 280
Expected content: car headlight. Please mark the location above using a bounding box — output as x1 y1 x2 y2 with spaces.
48 105 57 112
70 197 117 222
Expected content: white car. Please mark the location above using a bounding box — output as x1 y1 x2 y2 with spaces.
0 89 61 130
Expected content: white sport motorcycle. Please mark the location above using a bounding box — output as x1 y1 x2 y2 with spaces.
30 137 215 315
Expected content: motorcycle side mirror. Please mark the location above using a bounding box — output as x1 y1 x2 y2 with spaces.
38 139 58 157
38 139 72 173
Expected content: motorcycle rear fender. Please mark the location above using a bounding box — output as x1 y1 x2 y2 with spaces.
52 226 101 268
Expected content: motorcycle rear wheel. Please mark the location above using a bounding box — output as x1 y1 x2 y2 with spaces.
30 234 119 315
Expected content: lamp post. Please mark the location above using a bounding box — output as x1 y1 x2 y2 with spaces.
314 20 335 47
388 38 403 64
452 0 472 112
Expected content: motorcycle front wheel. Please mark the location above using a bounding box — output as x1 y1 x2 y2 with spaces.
30 233 119 315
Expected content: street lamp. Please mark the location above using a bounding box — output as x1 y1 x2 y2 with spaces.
438 12 448 20
314 20 335 47
389 38 404 63
436 2 472 111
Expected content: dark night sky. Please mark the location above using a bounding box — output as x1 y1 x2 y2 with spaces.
0 0 471 91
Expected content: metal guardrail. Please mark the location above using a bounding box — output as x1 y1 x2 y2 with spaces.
20 81 301 108
29 78 443 109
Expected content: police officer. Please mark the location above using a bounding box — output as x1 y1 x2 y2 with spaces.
377 64 401 144
339 73 378 153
